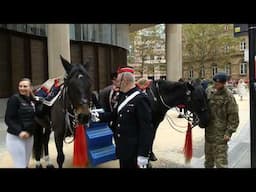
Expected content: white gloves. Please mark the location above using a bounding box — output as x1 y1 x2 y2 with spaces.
91 110 100 122
137 156 149 168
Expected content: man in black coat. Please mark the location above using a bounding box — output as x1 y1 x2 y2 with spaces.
93 72 154 168
99 72 119 114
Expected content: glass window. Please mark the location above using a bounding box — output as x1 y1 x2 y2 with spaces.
160 76 166 80
240 41 246 51
3 24 46 36
27 24 41 35
69 24 75 40
225 63 231 75
0 24 7 28
189 67 193 78
93 24 100 42
240 63 247 75
111 24 117 45
36 24 46 36
82 24 88 41
87 24 96 42
75 24 82 41
224 44 230 53
224 24 228 32
102 24 112 44
7 24 16 30
200 67 205 78
212 64 218 76
116 24 128 49
16 24 26 32
67 24 128 49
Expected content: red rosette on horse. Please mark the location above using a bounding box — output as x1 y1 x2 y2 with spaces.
183 122 192 163
73 124 89 167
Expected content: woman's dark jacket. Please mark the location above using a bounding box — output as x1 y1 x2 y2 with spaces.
5 94 36 136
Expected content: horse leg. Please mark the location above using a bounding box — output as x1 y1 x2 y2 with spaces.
33 121 43 168
54 132 65 168
43 126 54 168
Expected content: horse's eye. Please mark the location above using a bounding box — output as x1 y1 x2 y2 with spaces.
78 74 83 79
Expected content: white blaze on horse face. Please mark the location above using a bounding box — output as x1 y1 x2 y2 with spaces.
78 74 83 79
76 104 90 115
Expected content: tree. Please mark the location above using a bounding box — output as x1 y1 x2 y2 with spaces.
183 24 243 79
128 24 165 77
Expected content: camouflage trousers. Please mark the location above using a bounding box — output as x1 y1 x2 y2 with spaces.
204 140 228 168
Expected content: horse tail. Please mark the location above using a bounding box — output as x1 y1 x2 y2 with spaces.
33 115 52 160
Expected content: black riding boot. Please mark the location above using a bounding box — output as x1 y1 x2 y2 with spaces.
149 152 158 161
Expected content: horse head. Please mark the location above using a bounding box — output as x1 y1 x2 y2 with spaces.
60 55 92 124
152 80 209 128
183 82 210 128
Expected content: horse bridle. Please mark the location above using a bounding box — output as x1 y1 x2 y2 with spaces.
152 81 199 127
153 81 192 109
60 75 92 143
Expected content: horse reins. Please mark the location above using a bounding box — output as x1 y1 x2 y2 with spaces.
61 80 77 144
153 81 199 130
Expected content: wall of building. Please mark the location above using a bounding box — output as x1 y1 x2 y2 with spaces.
0 28 48 98
0 25 128 98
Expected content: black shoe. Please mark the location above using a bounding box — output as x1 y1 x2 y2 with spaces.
46 164 55 168
177 114 184 118
147 162 152 168
149 152 158 161
35 164 43 168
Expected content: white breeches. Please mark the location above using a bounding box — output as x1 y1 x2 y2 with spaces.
6 133 34 168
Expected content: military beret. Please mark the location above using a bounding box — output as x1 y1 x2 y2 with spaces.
213 72 228 83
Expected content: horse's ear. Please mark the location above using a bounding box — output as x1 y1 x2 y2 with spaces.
82 60 90 71
186 82 195 91
60 55 72 74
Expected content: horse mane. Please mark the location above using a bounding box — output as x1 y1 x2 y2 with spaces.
68 64 91 82
155 79 185 94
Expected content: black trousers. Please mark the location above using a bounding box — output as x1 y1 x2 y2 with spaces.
119 157 137 168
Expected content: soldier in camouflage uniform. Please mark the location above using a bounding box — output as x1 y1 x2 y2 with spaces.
205 72 239 168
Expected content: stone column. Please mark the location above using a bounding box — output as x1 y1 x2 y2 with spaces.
47 24 70 78
166 24 182 81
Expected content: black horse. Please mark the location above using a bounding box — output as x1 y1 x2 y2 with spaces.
33 104 53 168
99 79 209 161
145 79 210 159
33 56 92 168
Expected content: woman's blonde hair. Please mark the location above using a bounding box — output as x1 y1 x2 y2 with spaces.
19 78 32 85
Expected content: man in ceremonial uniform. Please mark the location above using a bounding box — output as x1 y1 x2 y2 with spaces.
93 72 154 168
98 67 135 140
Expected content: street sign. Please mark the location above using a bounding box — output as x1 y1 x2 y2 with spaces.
234 24 248 37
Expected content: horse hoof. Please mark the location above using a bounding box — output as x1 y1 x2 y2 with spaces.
149 152 158 161
36 164 43 168
177 114 184 118
147 162 153 168
46 164 55 168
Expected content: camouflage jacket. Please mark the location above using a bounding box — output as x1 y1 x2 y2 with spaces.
206 86 239 141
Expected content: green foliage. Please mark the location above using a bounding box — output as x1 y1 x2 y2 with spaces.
183 24 243 78
128 24 165 76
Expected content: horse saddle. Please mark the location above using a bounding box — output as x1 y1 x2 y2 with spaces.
34 77 64 106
